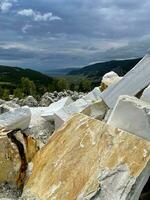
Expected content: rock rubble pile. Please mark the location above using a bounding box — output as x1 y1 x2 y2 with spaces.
1 54 150 199
7 90 86 108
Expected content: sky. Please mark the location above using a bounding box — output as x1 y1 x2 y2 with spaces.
0 0 150 71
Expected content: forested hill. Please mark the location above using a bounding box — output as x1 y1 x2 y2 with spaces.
0 65 53 86
69 58 142 82
0 65 94 99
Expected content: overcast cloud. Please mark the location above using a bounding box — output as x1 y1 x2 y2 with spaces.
0 0 150 71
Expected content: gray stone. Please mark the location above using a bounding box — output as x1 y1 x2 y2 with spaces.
53 91 58 97
0 99 5 105
72 91 79 101
22 96 38 107
58 92 64 98
9 95 14 100
0 101 20 114
63 90 68 96
67 90 74 95
24 107 54 144
39 93 54 107
0 182 21 200
11 98 20 104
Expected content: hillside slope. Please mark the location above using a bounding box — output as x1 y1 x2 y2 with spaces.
0 65 53 87
69 58 142 82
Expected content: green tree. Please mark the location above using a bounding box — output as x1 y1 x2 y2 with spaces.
2 89 9 100
69 82 79 91
14 88 24 99
69 82 75 91
0 86 3 98
56 78 69 91
48 83 56 92
21 77 36 96
79 78 92 92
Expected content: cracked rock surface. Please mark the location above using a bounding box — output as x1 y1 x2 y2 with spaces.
21 113 150 200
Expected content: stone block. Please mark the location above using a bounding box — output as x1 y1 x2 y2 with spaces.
21 113 150 200
101 54 150 108
107 95 150 141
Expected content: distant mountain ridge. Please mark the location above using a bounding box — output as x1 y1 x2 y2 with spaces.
45 68 77 77
0 57 142 90
69 58 142 82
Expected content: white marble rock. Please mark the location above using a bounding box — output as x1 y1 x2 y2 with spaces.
101 54 150 108
41 96 73 121
100 71 122 91
83 87 102 101
54 98 107 129
141 84 150 103
54 98 90 129
107 95 150 141
0 106 31 130
82 100 107 120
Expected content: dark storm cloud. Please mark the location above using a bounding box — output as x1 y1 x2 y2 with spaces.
0 46 36 60
0 0 150 70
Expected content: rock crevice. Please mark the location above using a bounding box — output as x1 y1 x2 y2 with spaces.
7 130 28 190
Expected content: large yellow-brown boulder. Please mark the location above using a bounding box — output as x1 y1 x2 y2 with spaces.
0 129 38 190
0 129 22 188
21 113 150 200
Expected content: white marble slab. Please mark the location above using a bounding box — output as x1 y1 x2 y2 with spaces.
101 54 150 108
107 95 150 141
